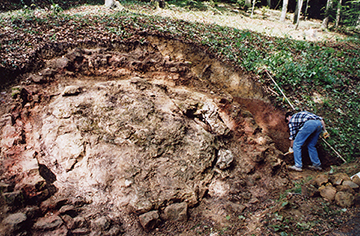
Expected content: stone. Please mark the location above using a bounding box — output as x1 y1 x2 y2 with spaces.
59 205 77 217
314 174 329 187
225 201 246 214
24 206 41 219
28 74 45 84
329 173 351 186
342 180 359 189
216 149 233 170
105 225 123 236
319 185 337 202
105 0 114 7
33 214 64 231
353 193 360 207
92 216 110 231
250 149 266 163
40 68 56 77
21 173 47 200
335 191 354 208
2 212 27 232
301 184 320 197
61 214 75 229
336 185 355 195
71 228 90 235
40 196 68 214
62 85 82 96
32 225 68 236
52 57 69 69
352 175 360 186
73 216 88 228
139 210 161 232
3 191 24 207
0 124 19 148
163 202 188 222
0 182 10 192
105 0 123 9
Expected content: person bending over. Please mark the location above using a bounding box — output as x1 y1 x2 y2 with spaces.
285 111 329 172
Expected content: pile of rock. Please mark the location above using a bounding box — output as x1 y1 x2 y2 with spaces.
302 172 360 208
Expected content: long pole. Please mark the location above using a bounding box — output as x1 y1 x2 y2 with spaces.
265 70 346 163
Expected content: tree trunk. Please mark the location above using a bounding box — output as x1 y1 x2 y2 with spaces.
251 0 256 18
245 0 252 11
304 0 310 20
267 0 271 8
322 0 333 29
335 0 342 28
280 0 288 22
294 0 304 29
293 0 298 24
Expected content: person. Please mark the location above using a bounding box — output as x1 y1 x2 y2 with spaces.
285 111 329 172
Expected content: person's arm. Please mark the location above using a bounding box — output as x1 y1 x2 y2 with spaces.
320 119 330 139
321 119 326 132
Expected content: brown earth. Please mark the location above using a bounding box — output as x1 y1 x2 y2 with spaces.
1 4 360 236
1 35 359 236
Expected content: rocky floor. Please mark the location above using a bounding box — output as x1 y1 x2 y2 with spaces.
0 36 359 236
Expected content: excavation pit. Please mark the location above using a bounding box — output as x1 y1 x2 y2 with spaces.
0 37 332 235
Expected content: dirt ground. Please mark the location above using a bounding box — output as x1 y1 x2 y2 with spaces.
0 4 359 236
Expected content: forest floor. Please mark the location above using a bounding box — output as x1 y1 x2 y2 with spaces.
0 2 359 236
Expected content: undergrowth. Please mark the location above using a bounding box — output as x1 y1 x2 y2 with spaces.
0 1 359 161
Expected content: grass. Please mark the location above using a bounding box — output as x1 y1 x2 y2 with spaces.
0 1 359 160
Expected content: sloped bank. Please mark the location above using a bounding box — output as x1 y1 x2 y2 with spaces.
1 36 298 235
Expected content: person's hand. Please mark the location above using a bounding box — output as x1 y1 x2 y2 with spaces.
288 147 294 154
322 131 330 139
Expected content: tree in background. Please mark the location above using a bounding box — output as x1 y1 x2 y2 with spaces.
322 0 334 29
280 0 289 22
335 0 343 27
251 0 256 18
294 0 304 29
342 0 360 28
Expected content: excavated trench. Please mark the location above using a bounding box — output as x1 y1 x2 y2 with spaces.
0 36 332 235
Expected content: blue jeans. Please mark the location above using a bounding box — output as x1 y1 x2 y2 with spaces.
293 120 322 168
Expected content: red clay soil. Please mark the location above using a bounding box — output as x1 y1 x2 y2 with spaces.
235 97 340 170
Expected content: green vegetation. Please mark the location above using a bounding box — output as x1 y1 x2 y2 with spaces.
0 1 359 161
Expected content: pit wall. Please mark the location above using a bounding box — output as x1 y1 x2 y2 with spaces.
147 36 266 101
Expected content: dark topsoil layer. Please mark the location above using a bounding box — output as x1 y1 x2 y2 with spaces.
0 0 103 12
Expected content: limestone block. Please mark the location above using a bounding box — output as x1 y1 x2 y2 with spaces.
353 193 360 207
0 182 10 192
314 174 329 187
92 216 110 231
301 184 320 198
32 214 64 231
352 175 360 186
319 185 337 202
2 212 27 233
225 201 246 214
329 173 351 186
59 205 78 217
216 149 233 170
336 184 355 195
139 210 160 232
335 191 354 208
163 202 188 222
0 124 18 148
71 228 90 235
62 85 82 96
105 0 123 10
3 191 24 207
342 180 359 189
